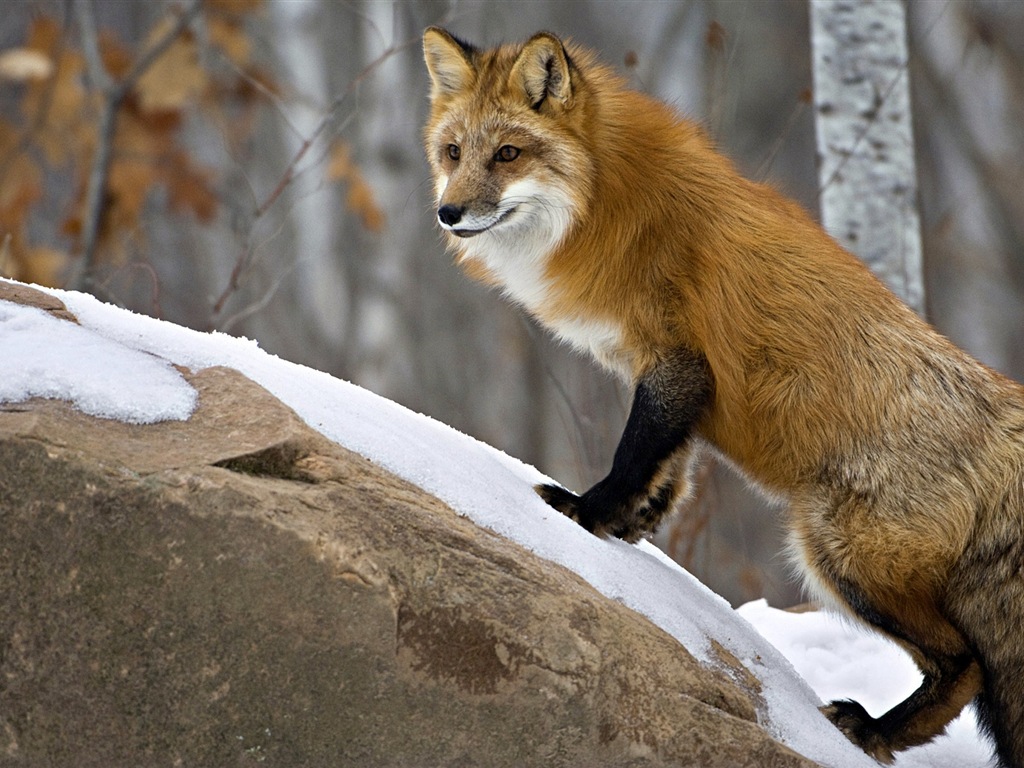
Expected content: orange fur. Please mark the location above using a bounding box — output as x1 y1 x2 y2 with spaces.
424 28 1024 766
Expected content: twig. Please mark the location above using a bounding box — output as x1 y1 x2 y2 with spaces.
208 33 417 324
913 33 1024 289
73 0 109 91
754 94 808 181
812 63 909 200
253 36 416 220
218 253 303 333
88 257 164 318
71 0 203 291
210 241 253 317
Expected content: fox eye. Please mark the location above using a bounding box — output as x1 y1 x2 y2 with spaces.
446 144 461 161
494 145 520 162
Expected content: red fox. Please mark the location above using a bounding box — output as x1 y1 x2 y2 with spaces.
423 27 1024 767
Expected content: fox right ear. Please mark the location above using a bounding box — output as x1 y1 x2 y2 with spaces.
423 27 476 101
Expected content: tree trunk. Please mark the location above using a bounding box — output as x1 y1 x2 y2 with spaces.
810 0 925 315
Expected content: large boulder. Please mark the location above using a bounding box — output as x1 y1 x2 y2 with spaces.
0 287 816 767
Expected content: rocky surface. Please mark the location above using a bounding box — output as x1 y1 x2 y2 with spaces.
0 288 817 767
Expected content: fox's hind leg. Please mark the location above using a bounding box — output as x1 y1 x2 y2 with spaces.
796 493 985 762
537 347 712 542
823 653 981 763
946 509 1024 768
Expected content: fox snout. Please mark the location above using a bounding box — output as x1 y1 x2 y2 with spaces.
437 204 464 227
436 203 480 238
435 195 518 238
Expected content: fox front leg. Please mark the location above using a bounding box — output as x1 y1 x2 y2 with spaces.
537 348 713 542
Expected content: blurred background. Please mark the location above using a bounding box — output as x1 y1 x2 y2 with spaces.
2 0 1022 607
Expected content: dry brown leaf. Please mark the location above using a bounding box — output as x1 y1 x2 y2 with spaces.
0 120 43 228
26 15 60 52
0 235 26 281
134 21 207 113
4 7 255 276
61 214 82 240
166 150 218 222
0 233 66 288
108 159 158 222
206 0 264 15
100 28 133 80
116 100 184 167
241 65 279 99
23 17 92 167
327 140 384 232
207 17 251 67
94 160 152 264
326 139 352 181
19 246 68 287
0 234 13 278
346 177 385 233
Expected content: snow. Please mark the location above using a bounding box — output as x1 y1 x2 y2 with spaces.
0 300 196 424
0 280 996 768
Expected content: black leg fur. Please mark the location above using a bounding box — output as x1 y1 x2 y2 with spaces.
822 652 981 763
537 347 713 542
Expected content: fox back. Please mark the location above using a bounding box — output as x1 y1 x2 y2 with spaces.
424 27 1024 768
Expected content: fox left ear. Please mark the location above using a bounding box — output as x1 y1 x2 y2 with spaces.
510 32 574 111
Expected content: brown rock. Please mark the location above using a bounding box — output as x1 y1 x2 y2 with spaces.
0 282 78 323
0 366 818 767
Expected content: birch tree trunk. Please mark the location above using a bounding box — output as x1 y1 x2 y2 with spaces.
810 0 925 315
269 0 348 348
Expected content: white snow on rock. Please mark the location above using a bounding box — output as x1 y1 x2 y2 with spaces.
0 299 196 424
0 280 994 768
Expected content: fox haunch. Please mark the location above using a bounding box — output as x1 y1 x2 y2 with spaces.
423 27 1024 767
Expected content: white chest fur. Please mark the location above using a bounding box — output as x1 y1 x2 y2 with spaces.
452 179 629 377
456 178 571 311
548 315 628 377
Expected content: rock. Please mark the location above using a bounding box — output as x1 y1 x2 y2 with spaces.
0 282 78 323
0 300 817 767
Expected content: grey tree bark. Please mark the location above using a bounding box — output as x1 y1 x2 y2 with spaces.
810 0 925 315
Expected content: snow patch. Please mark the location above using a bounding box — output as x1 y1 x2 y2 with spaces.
0 299 196 423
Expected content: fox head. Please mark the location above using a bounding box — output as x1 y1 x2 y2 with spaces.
422 28 595 280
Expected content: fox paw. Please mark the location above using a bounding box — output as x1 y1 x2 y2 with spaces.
822 700 895 764
534 483 644 542
536 483 583 520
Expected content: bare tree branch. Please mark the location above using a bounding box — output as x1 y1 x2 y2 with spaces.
252 37 416 221
207 33 419 327
210 241 253 319
73 0 110 92
71 0 204 291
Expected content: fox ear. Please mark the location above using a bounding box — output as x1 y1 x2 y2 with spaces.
510 32 574 111
423 27 476 101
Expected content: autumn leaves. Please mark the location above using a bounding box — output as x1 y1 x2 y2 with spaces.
0 0 381 299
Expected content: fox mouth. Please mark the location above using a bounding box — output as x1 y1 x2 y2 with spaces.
448 206 518 238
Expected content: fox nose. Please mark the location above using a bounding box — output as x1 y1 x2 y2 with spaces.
437 204 464 227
